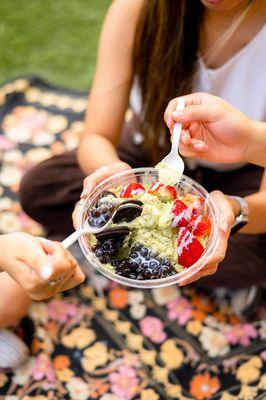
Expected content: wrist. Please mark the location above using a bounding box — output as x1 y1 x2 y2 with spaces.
225 195 241 217
244 120 264 165
77 135 120 174
228 196 250 234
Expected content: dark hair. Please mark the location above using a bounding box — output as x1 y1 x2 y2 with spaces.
133 0 203 162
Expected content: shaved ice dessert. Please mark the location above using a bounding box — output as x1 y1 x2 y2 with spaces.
86 179 212 281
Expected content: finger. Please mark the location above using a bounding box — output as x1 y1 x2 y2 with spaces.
59 267 85 292
38 238 58 279
179 143 198 158
38 240 77 281
37 237 55 254
16 260 55 300
190 139 209 153
210 190 235 234
180 130 191 145
178 190 235 288
72 198 86 230
164 98 179 127
16 238 52 280
172 104 219 125
81 162 130 199
47 243 77 281
30 259 78 300
179 264 218 286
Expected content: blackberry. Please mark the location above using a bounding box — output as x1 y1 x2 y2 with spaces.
114 242 176 280
87 197 117 228
94 238 120 264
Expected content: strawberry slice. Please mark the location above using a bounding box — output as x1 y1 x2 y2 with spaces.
178 227 204 268
148 182 163 195
171 199 193 228
182 193 204 214
190 215 211 237
148 182 177 201
120 183 145 198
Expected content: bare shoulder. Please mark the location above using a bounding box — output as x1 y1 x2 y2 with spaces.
109 0 144 18
97 0 145 65
105 0 144 34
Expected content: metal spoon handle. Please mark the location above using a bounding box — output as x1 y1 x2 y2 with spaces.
171 98 185 155
62 228 88 249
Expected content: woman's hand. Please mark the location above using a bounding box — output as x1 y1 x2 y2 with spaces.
164 92 253 164
0 233 85 300
72 161 131 229
180 190 236 285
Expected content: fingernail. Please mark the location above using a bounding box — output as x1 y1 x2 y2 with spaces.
166 115 172 128
181 132 189 144
40 264 53 280
193 142 205 151
81 188 88 198
221 221 229 233
173 110 183 118
81 183 94 198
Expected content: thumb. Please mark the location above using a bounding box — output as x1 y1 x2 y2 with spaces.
37 238 56 280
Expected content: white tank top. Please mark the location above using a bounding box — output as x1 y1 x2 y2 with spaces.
130 24 266 171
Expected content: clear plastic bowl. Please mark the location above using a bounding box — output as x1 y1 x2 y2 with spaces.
78 167 219 288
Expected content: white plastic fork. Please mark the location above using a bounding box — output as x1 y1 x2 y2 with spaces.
161 97 185 177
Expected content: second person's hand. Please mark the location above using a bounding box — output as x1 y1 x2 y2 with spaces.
72 160 131 229
0 233 85 300
164 92 253 164
179 190 236 285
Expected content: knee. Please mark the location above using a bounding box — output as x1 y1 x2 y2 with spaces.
19 164 42 218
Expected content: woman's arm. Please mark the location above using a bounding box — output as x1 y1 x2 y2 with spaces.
77 0 144 174
239 170 266 234
245 121 266 168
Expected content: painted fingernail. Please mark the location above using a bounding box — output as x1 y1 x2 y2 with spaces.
173 110 183 118
220 221 229 233
40 264 53 280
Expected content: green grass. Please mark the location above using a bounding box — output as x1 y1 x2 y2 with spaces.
0 0 110 90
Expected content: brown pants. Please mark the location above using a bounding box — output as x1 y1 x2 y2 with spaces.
19 129 266 288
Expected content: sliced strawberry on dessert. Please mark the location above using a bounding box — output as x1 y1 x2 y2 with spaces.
148 182 163 195
177 227 204 268
190 215 211 237
148 182 177 200
182 193 204 214
120 183 145 198
171 199 193 228
160 185 177 201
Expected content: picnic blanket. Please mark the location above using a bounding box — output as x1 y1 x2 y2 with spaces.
0 77 265 400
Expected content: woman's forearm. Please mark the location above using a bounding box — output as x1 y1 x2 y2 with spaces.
227 190 266 234
245 121 266 167
77 134 121 174
241 190 266 234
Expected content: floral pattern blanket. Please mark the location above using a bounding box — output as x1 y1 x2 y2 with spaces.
0 77 265 400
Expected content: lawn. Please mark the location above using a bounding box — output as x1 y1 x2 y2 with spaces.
0 0 110 90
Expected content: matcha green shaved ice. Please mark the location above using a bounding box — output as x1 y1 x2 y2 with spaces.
90 182 210 276
155 162 181 186
115 190 183 271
